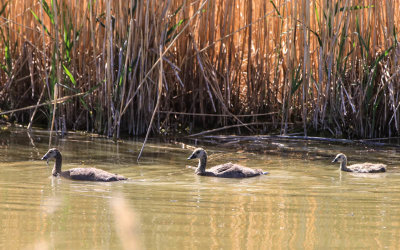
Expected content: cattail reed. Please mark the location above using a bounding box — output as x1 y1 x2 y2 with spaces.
0 0 398 139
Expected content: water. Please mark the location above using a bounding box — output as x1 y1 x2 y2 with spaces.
1 128 400 249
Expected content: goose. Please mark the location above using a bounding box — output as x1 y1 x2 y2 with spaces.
187 148 268 178
332 153 386 173
41 148 127 181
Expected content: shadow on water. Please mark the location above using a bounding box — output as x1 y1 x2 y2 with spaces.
0 127 400 249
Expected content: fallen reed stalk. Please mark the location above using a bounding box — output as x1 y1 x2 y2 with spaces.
187 122 275 137
0 92 87 115
157 111 278 117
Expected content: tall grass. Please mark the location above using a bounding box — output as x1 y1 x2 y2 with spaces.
0 0 399 139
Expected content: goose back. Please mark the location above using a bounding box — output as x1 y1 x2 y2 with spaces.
204 162 265 178
346 163 386 173
60 168 127 181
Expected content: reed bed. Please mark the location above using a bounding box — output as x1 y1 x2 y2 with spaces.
0 0 399 139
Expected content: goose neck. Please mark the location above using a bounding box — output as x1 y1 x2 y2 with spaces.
196 155 207 174
52 154 62 176
340 158 349 171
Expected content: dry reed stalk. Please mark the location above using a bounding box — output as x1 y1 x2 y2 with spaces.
0 0 399 139
158 111 277 117
27 81 46 130
188 122 276 137
302 0 310 136
137 45 163 161
106 0 112 137
0 92 87 116
116 17 133 138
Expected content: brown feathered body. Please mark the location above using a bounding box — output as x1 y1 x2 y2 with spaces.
41 148 127 182
341 163 386 173
198 162 265 178
58 167 127 181
332 153 386 173
188 148 267 178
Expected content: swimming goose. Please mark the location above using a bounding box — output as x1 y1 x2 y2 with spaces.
332 153 386 173
187 148 268 178
41 148 127 181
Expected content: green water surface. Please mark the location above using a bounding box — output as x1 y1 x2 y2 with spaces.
0 128 400 249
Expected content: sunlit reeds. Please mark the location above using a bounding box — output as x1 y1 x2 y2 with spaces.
0 0 399 138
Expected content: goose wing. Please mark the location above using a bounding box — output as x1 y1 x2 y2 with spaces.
65 168 126 181
63 168 96 180
208 162 237 173
209 163 262 178
348 163 387 173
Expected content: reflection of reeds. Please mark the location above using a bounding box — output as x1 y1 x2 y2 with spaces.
111 194 140 250
30 240 49 250
0 1 399 138
41 196 62 215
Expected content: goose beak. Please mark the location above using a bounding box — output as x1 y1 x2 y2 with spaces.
41 152 50 161
187 154 196 160
41 155 49 165
332 158 338 163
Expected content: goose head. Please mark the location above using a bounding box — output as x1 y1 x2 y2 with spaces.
187 148 207 160
332 153 346 163
41 148 61 161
